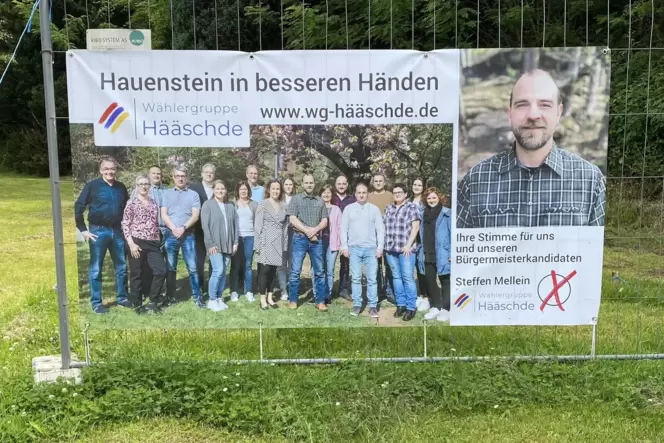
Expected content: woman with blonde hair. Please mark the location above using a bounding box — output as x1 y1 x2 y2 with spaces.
201 180 239 312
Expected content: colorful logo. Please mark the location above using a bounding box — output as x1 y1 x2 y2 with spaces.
454 293 472 310
98 102 129 134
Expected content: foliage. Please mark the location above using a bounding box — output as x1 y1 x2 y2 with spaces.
0 0 663 197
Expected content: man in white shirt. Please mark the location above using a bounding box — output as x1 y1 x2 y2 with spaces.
340 182 385 318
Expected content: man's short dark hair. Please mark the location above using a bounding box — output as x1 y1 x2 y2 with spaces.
509 69 563 107
392 182 407 194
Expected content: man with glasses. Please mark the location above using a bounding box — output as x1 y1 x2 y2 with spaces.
383 183 421 321
161 166 204 308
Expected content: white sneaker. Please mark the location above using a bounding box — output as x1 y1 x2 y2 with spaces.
280 293 288 301
423 307 440 320
245 292 255 302
207 299 227 312
417 298 430 312
436 309 450 322
230 292 239 302
416 297 423 309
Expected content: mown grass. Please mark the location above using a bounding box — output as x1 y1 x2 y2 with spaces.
1 173 663 442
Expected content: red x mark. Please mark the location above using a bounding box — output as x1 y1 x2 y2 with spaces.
539 270 577 312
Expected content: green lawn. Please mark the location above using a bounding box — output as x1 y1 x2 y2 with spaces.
1 173 663 442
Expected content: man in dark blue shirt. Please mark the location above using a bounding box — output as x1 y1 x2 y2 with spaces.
74 156 131 314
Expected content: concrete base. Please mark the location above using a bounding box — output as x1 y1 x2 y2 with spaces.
32 355 83 384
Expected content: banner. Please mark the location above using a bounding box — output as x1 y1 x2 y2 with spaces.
67 50 458 147
451 47 610 326
65 47 609 329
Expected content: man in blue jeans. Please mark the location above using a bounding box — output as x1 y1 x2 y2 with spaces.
74 156 131 314
287 174 328 311
160 166 204 308
340 182 384 318
383 183 421 321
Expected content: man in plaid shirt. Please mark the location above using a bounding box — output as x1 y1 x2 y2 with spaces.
457 68 606 229
383 183 421 321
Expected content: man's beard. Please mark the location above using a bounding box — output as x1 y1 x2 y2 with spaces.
512 125 552 151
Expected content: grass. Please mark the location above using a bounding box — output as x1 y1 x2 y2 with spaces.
1 172 663 442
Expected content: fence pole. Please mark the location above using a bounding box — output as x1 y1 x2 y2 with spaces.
40 0 72 370
591 324 597 358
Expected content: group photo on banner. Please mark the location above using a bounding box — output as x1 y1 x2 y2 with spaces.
65 46 609 329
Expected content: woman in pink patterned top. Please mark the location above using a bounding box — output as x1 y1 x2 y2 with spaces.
121 173 166 314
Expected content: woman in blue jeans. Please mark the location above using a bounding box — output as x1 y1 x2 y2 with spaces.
229 181 258 303
201 180 239 312
311 184 342 304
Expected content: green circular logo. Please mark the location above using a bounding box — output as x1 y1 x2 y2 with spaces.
129 30 145 46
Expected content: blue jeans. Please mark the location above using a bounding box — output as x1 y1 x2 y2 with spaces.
289 233 326 304
230 236 254 294
385 251 417 310
349 247 378 308
88 225 128 308
312 237 338 301
208 252 231 300
164 230 201 301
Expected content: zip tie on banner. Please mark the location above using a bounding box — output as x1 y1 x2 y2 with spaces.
0 0 42 88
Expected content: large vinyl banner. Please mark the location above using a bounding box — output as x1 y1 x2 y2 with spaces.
66 47 609 329
452 48 610 326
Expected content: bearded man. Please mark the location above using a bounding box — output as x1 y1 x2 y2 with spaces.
456 69 606 228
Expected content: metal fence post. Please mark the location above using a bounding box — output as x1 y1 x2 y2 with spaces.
40 0 71 370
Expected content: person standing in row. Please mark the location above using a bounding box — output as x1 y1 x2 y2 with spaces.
368 173 395 305
254 179 289 310
287 174 329 311
161 166 204 308
410 177 430 313
190 163 216 296
234 165 265 298
246 164 265 201
383 183 421 321
311 184 342 304
201 180 239 312
276 177 296 301
340 182 384 318
418 188 452 323
331 174 356 301
121 174 166 314
229 181 258 303
74 156 131 314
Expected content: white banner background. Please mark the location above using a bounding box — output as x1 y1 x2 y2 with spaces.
450 227 604 326
66 49 460 147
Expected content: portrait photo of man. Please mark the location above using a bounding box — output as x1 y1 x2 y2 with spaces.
456 66 607 229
